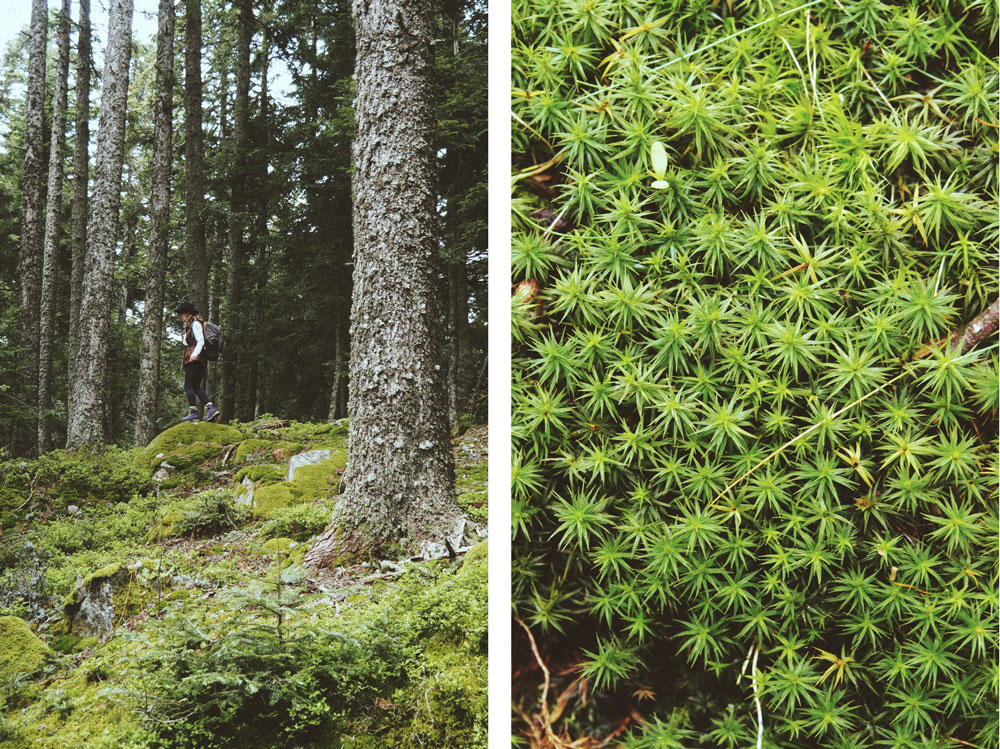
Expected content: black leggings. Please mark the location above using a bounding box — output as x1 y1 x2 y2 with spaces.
183 362 210 407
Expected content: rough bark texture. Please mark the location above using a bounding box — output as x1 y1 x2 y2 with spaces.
65 0 133 449
447 260 465 431
68 0 92 415
305 0 460 566
221 0 252 422
184 0 208 316
37 0 73 455
18 0 48 408
134 0 175 446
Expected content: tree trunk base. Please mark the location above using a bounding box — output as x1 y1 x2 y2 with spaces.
304 496 479 569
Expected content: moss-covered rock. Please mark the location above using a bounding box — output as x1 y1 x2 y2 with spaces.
261 537 297 554
62 563 150 637
234 439 303 464
0 616 54 682
142 422 244 471
252 452 347 518
462 540 488 569
233 464 285 485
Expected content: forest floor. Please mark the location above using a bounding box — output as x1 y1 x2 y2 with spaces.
0 420 488 748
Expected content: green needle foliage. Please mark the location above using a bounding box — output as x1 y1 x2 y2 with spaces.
512 0 998 744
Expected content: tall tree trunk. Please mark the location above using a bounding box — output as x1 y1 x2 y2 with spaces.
135 0 175 446
306 0 461 566
221 0 252 422
184 0 208 316
245 33 270 421
19 0 48 417
447 260 465 432
65 0 134 449
68 0 92 418
37 0 72 455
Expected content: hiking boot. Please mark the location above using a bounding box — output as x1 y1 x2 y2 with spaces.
180 409 199 423
203 403 219 422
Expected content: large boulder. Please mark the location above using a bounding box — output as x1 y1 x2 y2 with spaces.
0 616 53 682
142 422 245 471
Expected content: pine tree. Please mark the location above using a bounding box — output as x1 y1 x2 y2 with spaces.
66 0 134 449
37 0 72 455
135 0 176 446
306 0 462 564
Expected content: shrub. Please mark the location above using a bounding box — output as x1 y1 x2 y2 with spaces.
511 0 998 745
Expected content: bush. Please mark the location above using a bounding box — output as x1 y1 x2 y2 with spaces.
262 502 333 541
0 447 151 518
511 0 998 744
124 558 487 748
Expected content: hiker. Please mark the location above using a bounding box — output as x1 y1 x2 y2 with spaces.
175 302 219 423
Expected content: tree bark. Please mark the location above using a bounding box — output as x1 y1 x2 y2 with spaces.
65 0 134 449
37 0 72 455
447 260 465 432
19 0 48 415
135 0 175 446
221 0 252 422
184 0 208 317
305 0 461 566
68 0 92 418
328 319 345 421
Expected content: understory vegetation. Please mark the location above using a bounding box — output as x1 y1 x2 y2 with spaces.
0 419 487 748
511 0 998 745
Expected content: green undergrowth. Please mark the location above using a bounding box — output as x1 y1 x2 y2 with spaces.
512 0 998 744
0 419 487 747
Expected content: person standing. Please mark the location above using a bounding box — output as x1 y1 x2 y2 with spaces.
175 302 219 423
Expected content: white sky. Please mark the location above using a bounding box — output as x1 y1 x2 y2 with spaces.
0 0 291 99
0 0 161 65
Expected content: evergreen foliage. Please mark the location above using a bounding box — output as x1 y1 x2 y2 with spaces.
512 0 998 744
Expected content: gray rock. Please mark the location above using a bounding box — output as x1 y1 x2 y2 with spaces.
235 476 255 507
64 564 129 638
152 461 179 483
287 449 332 481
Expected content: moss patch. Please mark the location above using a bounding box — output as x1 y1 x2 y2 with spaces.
261 537 297 554
233 464 284 485
252 452 347 518
0 669 150 748
142 422 244 471
234 439 303 464
0 616 54 682
462 540 488 568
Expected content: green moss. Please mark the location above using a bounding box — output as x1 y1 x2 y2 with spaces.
261 537 297 554
142 422 244 471
50 635 81 654
0 616 54 682
0 669 150 748
252 452 347 518
234 439 303 464
233 464 284 485
83 562 123 585
462 540 488 569
252 484 298 518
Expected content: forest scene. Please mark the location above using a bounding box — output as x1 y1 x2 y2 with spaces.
512 0 998 746
0 0 487 743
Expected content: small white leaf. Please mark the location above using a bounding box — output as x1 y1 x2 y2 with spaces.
650 141 668 180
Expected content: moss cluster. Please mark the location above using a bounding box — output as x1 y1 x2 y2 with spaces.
142 422 244 471
233 439 303 464
252 452 347 518
0 616 53 683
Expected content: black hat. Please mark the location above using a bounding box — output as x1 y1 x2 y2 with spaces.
175 302 199 315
